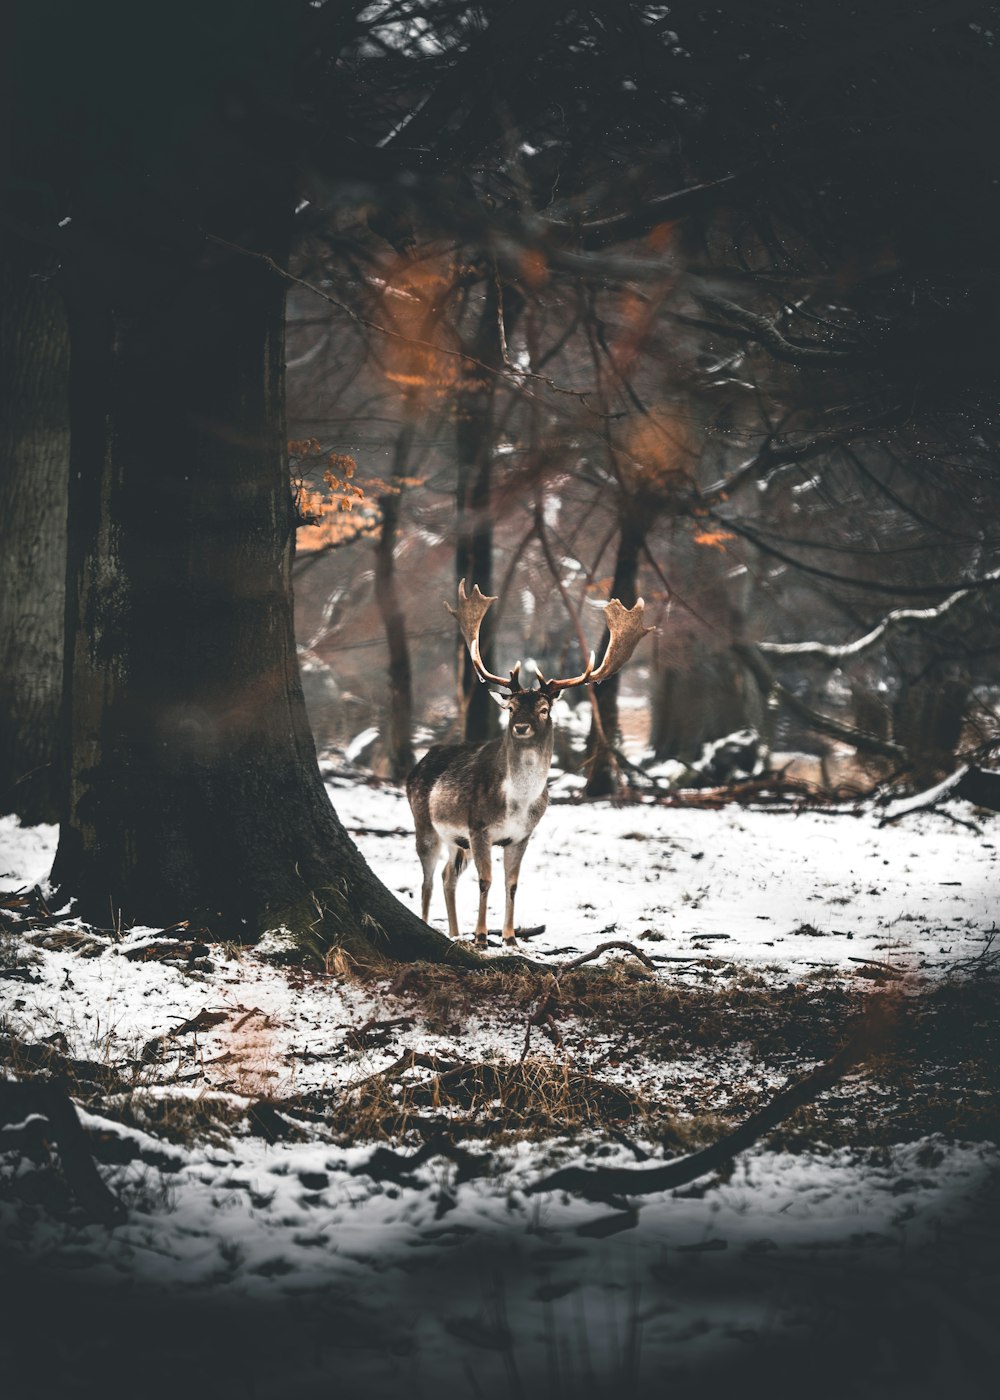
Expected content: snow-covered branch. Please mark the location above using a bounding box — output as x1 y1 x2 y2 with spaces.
759 568 1000 661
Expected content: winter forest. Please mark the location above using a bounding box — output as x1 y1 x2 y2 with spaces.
2 2 1000 1396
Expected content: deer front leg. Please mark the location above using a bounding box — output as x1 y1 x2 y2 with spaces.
502 837 530 948
470 831 492 947
441 845 466 940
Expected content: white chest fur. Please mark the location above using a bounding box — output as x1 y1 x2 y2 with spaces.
494 751 548 842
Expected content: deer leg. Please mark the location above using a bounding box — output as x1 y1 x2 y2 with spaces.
470 832 492 946
502 838 530 947
441 845 465 940
416 834 441 924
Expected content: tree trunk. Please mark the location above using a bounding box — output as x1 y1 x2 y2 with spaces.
892 663 970 787
455 282 521 741
42 0 471 964
650 646 761 763
374 415 416 781
584 511 644 797
0 235 70 825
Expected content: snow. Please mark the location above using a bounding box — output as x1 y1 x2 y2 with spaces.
329 776 1000 981
1 790 998 1396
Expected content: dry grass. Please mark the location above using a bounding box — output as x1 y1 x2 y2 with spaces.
108 1092 248 1149
318 1054 659 1145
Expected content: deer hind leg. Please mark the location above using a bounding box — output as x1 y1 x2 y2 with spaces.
441 842 467 940
502 837 530 948
470 832 492 947
416 832 442 925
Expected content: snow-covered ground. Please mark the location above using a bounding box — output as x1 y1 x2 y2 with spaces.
1 785 998 1399
332 775 999 980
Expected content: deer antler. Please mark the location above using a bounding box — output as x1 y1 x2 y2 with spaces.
542 597 654 692
446 579 523 690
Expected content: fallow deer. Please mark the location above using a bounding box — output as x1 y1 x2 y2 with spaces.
406 580 652 949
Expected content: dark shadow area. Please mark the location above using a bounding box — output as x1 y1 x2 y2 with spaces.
2 1167 998 1400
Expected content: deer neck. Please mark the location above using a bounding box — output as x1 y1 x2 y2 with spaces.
501 725 553 797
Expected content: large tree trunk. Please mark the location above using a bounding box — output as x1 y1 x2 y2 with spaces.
650 647 757 763
0 233 70 825
50 244 458 961
43 0 469 964
892 662 970 788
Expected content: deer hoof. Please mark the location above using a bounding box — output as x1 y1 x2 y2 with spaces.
475 933 488 948
502 936 520 951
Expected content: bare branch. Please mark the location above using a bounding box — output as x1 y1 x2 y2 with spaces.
696 292 859 367
759 570 1000 663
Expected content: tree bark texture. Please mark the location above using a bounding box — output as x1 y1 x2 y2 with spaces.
650 649 758 764
52 244 464 959
0 236 70 825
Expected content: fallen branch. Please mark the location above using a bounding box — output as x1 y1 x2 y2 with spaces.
167 1008 229 1037
344 1014 416 1050
529 999 889 1201
122 940 210 963
880 766 1000 826
736 643 905 761
848 956 905 980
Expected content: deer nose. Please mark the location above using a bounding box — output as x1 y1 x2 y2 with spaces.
512 722 532 737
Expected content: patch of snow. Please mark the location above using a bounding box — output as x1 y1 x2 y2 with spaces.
0 817 57 888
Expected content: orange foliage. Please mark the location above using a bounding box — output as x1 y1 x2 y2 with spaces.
519 248 549 289
647 221 677 253
288 441 425 555
692 528 736 550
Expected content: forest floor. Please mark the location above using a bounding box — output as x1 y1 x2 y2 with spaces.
1 776 998 1399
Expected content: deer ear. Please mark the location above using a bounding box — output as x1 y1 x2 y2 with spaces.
488 689 509 708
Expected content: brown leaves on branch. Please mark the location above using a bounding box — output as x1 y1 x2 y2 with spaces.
289 441 426 557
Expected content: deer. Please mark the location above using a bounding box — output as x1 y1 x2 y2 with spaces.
406 580 652 950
